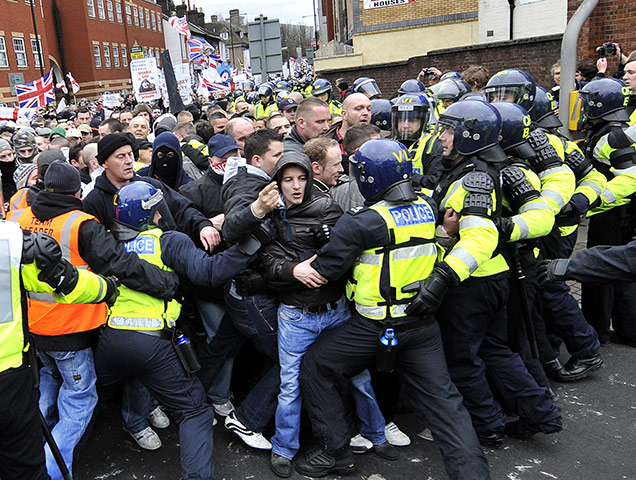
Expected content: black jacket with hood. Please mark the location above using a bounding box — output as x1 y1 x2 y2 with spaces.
26 191 179 351
258 152 345 307
221 157 272 244
136 132 193 188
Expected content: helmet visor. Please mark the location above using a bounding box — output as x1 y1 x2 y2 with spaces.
151 197 176 232
357 80 382 99
485 86 524 105
392 105 426 141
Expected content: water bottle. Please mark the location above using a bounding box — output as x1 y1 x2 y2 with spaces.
377 328 398 373
174 331 201 374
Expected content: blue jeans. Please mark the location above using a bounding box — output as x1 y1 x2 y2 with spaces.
271 297 385 459
196 299 235 404
39 348 98 480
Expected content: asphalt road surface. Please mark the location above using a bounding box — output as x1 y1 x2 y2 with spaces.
74 224 636 480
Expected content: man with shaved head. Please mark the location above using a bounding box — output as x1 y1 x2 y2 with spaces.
283 97 331 153
326 92 372 166
225 117 255 151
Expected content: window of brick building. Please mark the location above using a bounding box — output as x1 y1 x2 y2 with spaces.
113 45 120 67
115 1 122 23
0 38 8 68
104 44 111 67
145 10 150 29
31 38 42 68
13 38 27 67
125 4 132 24
107 0 114 22
157 14 162 32
151 12 156 30
97 0 105 20
133 6 139 26
87 0 96 17
122 45 128 66
139 8 145 28
93 44 102 68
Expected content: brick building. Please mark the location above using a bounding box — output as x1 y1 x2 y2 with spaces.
317 0 479 70
0 1 51 104
317 0 636 96
0 0 166 104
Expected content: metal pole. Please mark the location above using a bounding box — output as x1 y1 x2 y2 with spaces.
312 0 319 51
30 0 45 76
259 14 267 77
558 0 599 138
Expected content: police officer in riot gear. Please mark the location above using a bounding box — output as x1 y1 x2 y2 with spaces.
489 101 556 390
312 79 342 116
392 94 447 190
352 77 382 100
292 139 490 480
484 69 537 111
529 86 607 381
95 181 262 480
255 83 279 118
578 78 636 347
430 100 562 447
486 72 604 382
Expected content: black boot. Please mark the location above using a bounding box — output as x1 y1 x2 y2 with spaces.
561 353 604 381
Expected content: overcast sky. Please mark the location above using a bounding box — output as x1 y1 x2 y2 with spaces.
195 0 315 26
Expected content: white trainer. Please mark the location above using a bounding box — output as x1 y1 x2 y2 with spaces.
148 406 170 429
129 426 162 450
385 422 411 446
213 399 235 417
224 411 272 450
350 433 373 453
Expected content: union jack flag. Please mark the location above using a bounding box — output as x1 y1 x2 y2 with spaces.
188 37 207 61
16 70 55 109
169 16 191 38
199 74 230 94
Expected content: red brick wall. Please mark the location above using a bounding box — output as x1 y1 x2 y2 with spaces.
319 34 563 98
569 0 636 71
569 0 636 57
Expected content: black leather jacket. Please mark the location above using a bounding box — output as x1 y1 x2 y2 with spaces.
259 153 345 307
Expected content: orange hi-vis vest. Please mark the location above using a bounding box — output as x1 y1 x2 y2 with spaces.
9 188 29 212
6 207 108 336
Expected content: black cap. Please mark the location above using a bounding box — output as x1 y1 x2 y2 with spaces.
96 133 135 165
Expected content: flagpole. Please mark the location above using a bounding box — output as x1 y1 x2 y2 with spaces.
30 0 45 77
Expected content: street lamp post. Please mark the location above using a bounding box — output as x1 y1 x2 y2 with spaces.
311 0 319 50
